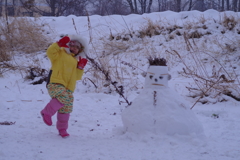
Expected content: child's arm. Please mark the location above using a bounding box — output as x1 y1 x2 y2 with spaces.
47 36 70 60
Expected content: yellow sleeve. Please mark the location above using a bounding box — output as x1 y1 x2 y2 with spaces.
76 69 84 80
46 43 61 61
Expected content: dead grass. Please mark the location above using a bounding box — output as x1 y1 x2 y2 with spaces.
221 14 238 30
82 13 240 105
167 35 240 106
0 40 11 62
0 16 51 76
0 17 50 53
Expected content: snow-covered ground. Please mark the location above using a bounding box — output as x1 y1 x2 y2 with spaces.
1 10 240 160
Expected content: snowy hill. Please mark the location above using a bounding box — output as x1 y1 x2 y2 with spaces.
0 9 240 160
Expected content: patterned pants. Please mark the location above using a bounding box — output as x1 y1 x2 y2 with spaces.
47 83 74 113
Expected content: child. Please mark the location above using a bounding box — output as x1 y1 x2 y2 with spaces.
41 35 88 138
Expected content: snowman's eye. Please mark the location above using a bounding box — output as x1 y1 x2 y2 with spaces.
159 76 163 79
168 75 171 80
150 75 153 79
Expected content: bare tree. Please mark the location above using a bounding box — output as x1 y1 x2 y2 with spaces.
134 0 153 13
238 0 240 11
88 0 107 15
193 0 206 11
88 0 108 15
5 0 16 16
125 0 138 13
176 0 181 12
64 0 88 16
22 0 34 9
89 0 129 16
226 0 230 10
4 0 7 16
181 0 190 11
221 0 224 11
232 0 238 11
156 0 161 11
161 0 168 11
16 0 240 16
110 0 130 15
0 0 2 16
147 0 153 13
138 0 148 13
20 0 83 16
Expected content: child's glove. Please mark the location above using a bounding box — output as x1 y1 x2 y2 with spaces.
57 36 70 48
77 57 88 70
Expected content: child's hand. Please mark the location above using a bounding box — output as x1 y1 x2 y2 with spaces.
57 36 70 48
77 57 88 70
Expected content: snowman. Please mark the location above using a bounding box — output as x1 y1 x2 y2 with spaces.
121 58 204 136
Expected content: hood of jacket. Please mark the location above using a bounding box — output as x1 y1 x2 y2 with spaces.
64 34 89 59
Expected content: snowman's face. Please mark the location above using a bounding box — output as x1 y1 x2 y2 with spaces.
147 72 170 86
144 66 171 89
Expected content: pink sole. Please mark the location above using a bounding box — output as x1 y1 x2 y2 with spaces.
59 134 70 138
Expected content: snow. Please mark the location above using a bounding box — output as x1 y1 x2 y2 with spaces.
122 65 204 136
1 10 240 160
121 88 204 135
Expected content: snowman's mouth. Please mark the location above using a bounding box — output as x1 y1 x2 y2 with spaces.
152 84 164 86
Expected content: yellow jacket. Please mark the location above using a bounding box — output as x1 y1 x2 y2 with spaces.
47 43 84 92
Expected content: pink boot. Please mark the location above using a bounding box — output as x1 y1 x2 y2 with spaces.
57 113 70 138
40 98 64 126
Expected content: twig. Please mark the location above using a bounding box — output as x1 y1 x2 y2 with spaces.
7 100 42 102
16 81 21 94
86 12 131 106
120 60 145 72
72 18 79 34
190 77 222 109
0 121 15 125
166 49 205 94
21 100 32 102
85 77 98 88
121 15 133 38
86 55 131 106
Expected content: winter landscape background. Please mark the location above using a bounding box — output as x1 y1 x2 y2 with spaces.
0 9 240 160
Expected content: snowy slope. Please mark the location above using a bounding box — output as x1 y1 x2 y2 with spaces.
1 9 240 160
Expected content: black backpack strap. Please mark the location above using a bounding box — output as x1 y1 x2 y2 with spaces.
46 70 52 88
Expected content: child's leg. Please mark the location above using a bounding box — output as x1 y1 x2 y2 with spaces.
47 83 74 114
41 98 64 126
41 83 70 126
57 112 70 138
44 83 73 137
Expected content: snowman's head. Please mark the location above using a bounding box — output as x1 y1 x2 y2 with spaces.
144 66 171 89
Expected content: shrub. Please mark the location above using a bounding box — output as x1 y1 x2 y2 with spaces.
0 17 50 53
84 13 240 105
168 36 240 105
0 16 51 76
221 14 238 30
